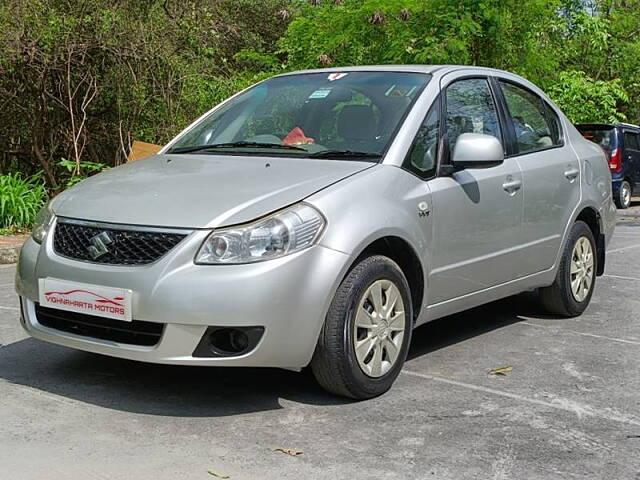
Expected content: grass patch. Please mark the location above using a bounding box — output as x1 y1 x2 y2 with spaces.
0 226 30 236
0 173 47 229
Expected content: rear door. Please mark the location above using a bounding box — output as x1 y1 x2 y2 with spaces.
622 129 640 188
495 78 580 276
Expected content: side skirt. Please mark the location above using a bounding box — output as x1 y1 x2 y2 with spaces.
417 268 556 326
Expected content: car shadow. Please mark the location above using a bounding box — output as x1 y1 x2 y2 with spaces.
408 290 555 360
0 292 553 417
0 338 342 417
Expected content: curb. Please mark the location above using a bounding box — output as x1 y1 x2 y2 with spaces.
0 235 28 264
0 245 21 264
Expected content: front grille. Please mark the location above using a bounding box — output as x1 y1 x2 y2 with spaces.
53 220 188 265
35 304 164 346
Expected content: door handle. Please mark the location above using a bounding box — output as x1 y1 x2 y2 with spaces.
502 179 522 194
564 168 579 181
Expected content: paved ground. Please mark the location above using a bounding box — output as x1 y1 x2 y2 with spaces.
2 203 640 480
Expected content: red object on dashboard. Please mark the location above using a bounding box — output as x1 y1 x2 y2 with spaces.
283 127 314 146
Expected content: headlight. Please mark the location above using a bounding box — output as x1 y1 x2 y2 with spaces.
32 202 54 244
195 203 325 264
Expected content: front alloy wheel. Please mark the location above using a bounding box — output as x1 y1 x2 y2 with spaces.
311 255 413 399
353 279 406 378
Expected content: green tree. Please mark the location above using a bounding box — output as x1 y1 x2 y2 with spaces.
1 0 638 194
0 0 294 187
279 0 561 83
548 70 629 123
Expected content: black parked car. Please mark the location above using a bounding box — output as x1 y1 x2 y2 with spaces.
576 123 640 209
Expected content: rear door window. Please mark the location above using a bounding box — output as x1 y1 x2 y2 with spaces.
624 131 640 151
499 81 562 153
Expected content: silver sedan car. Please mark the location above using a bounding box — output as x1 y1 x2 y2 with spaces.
16 66 616 399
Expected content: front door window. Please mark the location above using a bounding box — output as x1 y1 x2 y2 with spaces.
444 78 503 157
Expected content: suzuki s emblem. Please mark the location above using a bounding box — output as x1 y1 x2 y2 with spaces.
87 231 114 259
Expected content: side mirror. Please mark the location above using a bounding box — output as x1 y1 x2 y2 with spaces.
451 133 504 169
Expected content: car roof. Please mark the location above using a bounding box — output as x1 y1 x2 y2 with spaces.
616 122 640 130
577 122 640 131
274 65 547 100
277 65 520 77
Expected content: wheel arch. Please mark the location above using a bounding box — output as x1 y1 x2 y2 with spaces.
348 235 425 323
575 206 605 276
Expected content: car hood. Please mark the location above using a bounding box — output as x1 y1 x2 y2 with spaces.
52 154 374 229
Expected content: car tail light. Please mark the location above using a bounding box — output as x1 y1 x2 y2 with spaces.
609 148 622 173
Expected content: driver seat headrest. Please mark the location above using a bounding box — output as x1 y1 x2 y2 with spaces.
337 105 377 141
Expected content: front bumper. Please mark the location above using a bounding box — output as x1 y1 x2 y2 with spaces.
16 222 351 370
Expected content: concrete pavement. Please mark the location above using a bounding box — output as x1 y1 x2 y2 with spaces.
1 205 639 479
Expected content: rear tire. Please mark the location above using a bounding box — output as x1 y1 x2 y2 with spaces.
615 180 632 209
539 221 596 317
311 255 413 399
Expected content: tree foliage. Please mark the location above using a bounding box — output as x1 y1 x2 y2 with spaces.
0 0 639 191
548 70 629 123
0 0 293 187
280 0 562 83
280 0 638 125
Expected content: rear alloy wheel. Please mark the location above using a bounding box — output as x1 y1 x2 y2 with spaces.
569 236 595 303
311 255 412 399
616 180 632 209
539 221 596 317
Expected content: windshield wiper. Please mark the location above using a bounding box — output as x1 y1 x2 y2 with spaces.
308 149 381 160
168 141 308 154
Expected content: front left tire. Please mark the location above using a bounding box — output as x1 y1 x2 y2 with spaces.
310 255 413 399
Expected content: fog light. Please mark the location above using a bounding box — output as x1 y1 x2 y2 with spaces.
229 329 249 352
193 326 264 357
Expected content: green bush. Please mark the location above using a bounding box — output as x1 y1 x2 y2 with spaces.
0 173 47 229
57 158 109 190
0 0 296 188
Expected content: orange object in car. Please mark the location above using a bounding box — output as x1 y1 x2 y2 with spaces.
282 127 314 146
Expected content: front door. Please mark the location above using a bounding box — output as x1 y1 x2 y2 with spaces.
427 75 524 304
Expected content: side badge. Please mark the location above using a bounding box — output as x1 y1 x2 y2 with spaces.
418 202 430 218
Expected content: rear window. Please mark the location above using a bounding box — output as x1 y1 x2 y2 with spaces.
577 126 616 152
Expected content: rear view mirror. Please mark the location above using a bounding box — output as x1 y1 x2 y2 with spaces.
452 133 504 169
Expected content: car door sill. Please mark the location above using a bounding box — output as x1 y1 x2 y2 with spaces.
418 266 556 326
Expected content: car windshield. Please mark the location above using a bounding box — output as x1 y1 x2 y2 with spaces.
577 126 617 153
168 71 430 159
